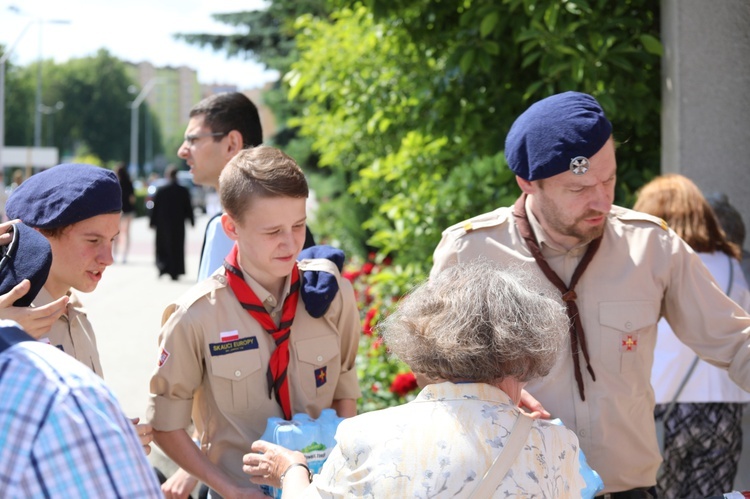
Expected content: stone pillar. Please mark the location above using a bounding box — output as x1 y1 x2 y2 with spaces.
661 0 750 249
661 1 750 490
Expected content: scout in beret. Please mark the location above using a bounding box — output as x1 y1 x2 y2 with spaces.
5 163 121 376
430 91 750 495
4 163 153 455
146 146 361 497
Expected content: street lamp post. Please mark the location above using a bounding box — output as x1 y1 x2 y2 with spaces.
0 20 34 176
38 100 64 146
129 78 161 177
33 18 71 148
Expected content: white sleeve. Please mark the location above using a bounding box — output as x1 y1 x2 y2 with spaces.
198 218 234 281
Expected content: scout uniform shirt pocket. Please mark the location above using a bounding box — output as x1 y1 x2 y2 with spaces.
209 332 263 411
294 335 340 401
599 301 659 374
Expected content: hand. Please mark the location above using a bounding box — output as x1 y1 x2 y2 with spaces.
0 280 68 338
0 219 19 245
242 441 307 488
131 417 153 456
161 467 198 499
519 389 551 419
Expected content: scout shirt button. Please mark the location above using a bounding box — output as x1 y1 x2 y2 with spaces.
625 321 633 330
234 370 242 377
317 356 323 362
216 275 227 285
579 428 587 437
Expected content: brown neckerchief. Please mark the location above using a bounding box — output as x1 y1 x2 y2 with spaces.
512 193 600 401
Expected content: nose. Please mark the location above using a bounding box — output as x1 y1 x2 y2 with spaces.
99 242 115 267
177 142 189 159
590 184 613 214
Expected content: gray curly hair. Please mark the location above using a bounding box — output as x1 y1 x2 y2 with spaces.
379 259 568 384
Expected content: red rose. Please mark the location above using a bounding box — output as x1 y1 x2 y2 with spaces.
362 307 378 336
390 372 418 397
342 270 360 282
361 262 375 275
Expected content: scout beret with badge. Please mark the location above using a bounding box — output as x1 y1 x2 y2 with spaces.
504 91 612 181
6 163 122 230
0 222 53 306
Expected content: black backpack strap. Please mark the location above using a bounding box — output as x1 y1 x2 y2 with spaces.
0 323 34 355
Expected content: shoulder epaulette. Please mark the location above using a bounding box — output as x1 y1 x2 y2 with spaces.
444 208 512 237
611 205 669 231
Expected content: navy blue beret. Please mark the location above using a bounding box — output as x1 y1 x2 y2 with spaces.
505 91 612 181
297 245 345 318
6 163 122 229
0 223 53 306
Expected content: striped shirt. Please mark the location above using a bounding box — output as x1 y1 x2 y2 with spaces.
0 332 162 497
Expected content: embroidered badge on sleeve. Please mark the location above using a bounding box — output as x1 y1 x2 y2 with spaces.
158 347 170 367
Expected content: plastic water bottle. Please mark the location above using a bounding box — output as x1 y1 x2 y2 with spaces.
258 411 345 498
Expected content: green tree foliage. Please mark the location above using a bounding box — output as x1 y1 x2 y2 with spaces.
54 50 142 163
288 0 662 287
173 1 330 166
2 49 144 164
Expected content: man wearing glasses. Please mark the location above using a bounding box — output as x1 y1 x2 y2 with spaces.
177 92 315 282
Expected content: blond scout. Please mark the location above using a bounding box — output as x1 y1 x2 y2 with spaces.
147 146 360 497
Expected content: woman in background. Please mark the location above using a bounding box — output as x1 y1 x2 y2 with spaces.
114 163 136 263
634 174 750 498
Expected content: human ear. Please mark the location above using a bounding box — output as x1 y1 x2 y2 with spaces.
220 213 240 241
516 176 536 195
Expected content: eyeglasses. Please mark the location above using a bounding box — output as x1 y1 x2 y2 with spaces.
183 132 227 146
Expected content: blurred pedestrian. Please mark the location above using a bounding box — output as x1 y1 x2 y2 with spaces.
150 166 194 280
113 163 136 263
707 192 750 285
634 174 750 498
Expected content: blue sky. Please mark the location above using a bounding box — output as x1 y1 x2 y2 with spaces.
0 0 279 89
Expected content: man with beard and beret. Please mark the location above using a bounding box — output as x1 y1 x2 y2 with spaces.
430 91 750 497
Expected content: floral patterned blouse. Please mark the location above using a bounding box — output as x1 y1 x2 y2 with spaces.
301 381 586 498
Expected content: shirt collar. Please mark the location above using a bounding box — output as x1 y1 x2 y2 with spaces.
239 266 293 312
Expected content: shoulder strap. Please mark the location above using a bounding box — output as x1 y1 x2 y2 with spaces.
0 323 34 355
471 412 533 498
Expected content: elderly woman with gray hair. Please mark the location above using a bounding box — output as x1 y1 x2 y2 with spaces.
242 260 587 497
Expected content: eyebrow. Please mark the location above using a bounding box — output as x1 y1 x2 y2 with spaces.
260 217 308 230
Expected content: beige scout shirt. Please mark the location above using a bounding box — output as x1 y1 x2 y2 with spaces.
431 200 750 494
33 287 103 377
146 258 361 490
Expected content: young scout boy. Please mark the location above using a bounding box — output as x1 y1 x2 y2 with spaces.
147 146 361 498
5 163 153 454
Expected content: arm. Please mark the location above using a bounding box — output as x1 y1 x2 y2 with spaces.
154 429 247 499
0 280 68 338
332 279 362 406
330 398 356 418
662 236 750 390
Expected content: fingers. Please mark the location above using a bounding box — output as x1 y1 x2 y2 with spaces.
132 420 153 455
0 280 31 307
161 468 198 499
